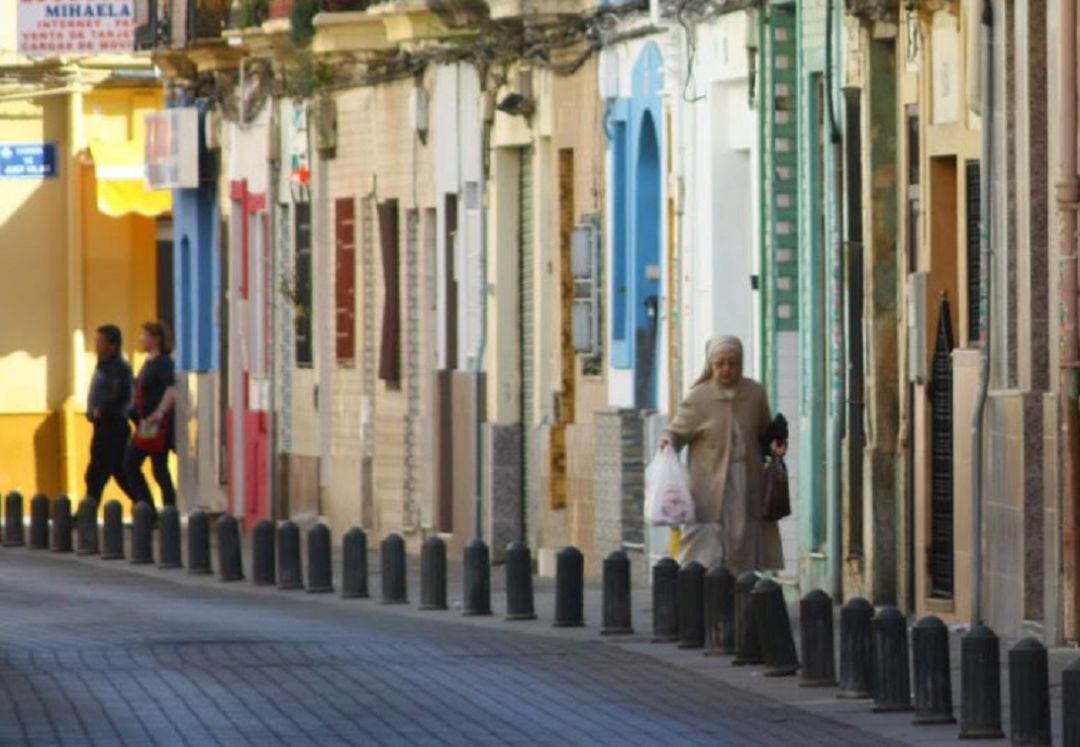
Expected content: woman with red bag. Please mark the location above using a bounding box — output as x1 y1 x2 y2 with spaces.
123 321 177 514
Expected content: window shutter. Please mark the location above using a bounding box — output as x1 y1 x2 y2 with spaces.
294 202 313 367
377 199 401 385
335 197 356 365
929 294 955 599
965 160 981 345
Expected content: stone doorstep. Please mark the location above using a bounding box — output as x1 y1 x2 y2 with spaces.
35 531 1071 747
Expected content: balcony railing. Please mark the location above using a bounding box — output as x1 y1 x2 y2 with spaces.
135 0 232 49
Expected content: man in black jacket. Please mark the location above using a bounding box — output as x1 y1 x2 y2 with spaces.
85 324 134 506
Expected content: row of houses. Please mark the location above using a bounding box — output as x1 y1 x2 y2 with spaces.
0 0 1075 644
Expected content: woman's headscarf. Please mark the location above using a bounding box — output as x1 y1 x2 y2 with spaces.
694 335 744 386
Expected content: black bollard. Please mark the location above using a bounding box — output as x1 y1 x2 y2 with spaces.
51 495 72 553
704 564 736 656
800 590 836 687
277 520 303 590
601 550 633 635
158 506 181 569
505 541 536 621
29 494 49 550
130 502 154 564
381 533 407 604
872 607 912 712
101 500 124 560
187 508 211 575
3 491 24 547
553 546 584 627
76 497 98 555
217 514 243 581
652 558 680 643
910 616 954 725
341 527 369 599
1009 637 1051 746
251 519 275 585
419 536 448 611
1063 657 1080 747
733 570 763 666
464 539 493 616
838 596 874 699
959 624 1004 739
678 561 706 649
751 578 799 676
307 523 333 593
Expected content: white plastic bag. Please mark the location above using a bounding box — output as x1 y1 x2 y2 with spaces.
644 446 695 526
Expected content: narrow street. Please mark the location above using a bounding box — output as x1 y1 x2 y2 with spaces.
0 548 904 747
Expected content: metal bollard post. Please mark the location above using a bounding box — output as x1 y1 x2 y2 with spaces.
601 550 633 635
652 558 680 643
752 578 799 676
130 502 154 564
76 497 99 555
553 546 584 627
158 506 182 569
277 521 303 590
3 491 24 547
29 494 49 550
911 616 954 725
838 596 874 699
51 495 72 553
871 607 912 712
420 536 448 611
678 561 706 649
307 523 333 593
733 570 763 666
101 500 124 560
381 533 408 604
505 541 536 621
1062 657 1080 747
252 519 275 585
800 590 836 687
704 564 736 656
959 623 1004 739
341 527 369 599
1008 638 1051 746
217 514 243 582
464 539 492 616
187 509 211 575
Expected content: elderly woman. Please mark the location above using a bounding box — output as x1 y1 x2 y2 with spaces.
657 336 786 573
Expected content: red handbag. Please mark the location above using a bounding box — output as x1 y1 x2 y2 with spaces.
131 380 168 453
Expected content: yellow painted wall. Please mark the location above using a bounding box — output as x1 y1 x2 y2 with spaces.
0 84 170 508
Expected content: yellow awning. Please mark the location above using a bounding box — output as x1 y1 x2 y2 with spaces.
88 139 171 218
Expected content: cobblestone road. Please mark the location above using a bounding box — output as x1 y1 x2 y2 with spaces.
0 549 904 746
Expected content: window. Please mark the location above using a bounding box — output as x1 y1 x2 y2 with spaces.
335 197 357 365
294 202 313 367
611 120 628 362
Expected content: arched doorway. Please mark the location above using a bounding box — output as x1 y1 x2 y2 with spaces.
634 112 661 409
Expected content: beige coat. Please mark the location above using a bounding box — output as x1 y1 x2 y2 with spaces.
663 377 772 523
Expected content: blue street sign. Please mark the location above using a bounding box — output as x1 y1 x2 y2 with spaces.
0 143 57 179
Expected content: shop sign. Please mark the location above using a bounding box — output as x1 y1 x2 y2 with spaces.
18 0 135 57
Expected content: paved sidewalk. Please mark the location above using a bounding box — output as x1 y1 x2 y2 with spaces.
0 545 909 747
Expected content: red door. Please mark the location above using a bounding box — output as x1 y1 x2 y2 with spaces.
229 180 271 531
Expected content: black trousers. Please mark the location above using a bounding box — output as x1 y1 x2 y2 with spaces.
85 420 132 503
123 444 175 509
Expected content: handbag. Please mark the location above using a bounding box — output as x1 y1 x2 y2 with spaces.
131 380 168 453
762 456 791 521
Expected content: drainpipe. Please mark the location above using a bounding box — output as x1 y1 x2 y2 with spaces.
1057 0 1080 638
825 0 844 601
971 0 994 626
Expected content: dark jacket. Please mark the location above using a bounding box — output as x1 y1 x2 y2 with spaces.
87 353 134 425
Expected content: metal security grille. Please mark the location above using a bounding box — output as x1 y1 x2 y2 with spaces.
965 160 981 345
929 295 955 599
519 148 536 524
764 3 799 335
